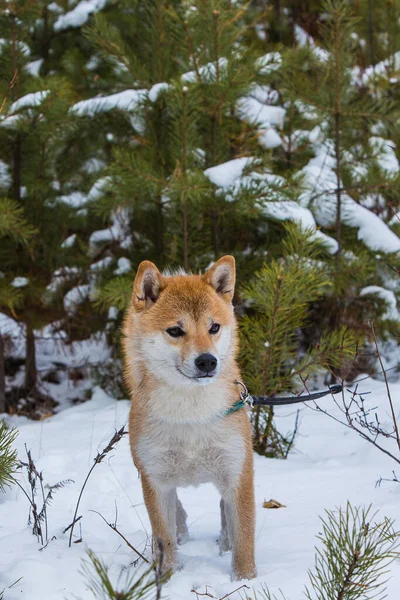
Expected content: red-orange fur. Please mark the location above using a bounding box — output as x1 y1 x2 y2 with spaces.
122 256 256 579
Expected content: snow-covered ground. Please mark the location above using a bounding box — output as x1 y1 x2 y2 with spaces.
1 378 400 599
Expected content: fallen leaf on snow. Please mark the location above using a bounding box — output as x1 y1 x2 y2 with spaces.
263 499 286 509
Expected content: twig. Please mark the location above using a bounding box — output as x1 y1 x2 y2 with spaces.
191 584 250 600
68 426 127 547
0 70 18 114
90 509 149 563
376 471 399 488
367 320 400 452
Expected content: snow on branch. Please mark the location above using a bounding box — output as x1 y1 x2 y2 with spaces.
70 90 147 116
301 143 400 254
54 0 107 32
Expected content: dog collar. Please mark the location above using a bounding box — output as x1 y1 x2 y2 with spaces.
224 381 343 416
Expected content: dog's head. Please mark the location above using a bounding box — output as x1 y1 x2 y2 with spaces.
130 256 237 386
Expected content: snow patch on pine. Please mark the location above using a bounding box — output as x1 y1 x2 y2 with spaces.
256 51 282 74
114 257 132 275
71 90 147 116
204 157 258 188
54 0 107 32
57 191 87 208
81 157 106 174
9 90 50 113
24 59 44 77
46 267 79 295
11 277 29 288
294 25 330 62
237 97 285 148
63 284 90 313
262 201 339 254
0 159 11 187
370 136 399 174
182 58 228 83
148 82 169 102
301 143 400 254
61 234 76 249
360 286 400 321
89 210 129 251
353 50 400 86
90 256 113 271
87 176 111 202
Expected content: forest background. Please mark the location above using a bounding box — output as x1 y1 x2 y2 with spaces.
0 0 400 456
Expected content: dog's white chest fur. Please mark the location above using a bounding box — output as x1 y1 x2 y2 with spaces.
136 415 245 491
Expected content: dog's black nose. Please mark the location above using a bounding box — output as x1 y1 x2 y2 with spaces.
195 353 218 374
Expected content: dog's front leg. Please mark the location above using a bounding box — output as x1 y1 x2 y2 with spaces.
222 467 256 580
141 473 177 573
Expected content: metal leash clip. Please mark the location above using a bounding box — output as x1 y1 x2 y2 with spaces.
234 380 254 408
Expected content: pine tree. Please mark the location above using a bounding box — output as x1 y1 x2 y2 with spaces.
240 227 357 456
276 0 400 342
0 1 106 410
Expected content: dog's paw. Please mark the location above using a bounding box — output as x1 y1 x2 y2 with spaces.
177 529 190 545
217 532 232 554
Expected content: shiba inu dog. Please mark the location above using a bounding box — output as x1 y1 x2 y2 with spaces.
122 256 256 580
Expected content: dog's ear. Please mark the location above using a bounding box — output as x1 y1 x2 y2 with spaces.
133 261 163 310
203 255 235 302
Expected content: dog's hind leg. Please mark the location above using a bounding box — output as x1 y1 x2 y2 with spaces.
141 473 177 573
218 498 232 553
176 493 189 544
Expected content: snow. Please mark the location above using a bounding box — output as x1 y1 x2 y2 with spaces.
9 90 50 113
294 25 329 62
360 286 400 321
54 0 107 32
148 82 169 102
204 157 257 188
81 158 106 174
353 50 400 86
11 277 28 288
71 90 147 116
46 266 79 295
262 201 339 254
370 136 399 174
301 142 400 254
256 52 282 74
89 210 129 252
237 97 285 148
114 257 132 275
90 256 113 271
57 191 87 208
1 378 400 599
0 115 23 129
24 59 43 77
63 284 90 313
0 159 11 187
87 176 111 202
182 58 228 83
0 313 20 336
61 234 77 249
237 97 285 128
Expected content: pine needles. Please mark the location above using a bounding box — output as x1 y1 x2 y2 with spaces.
0 420 18 491
305 503 399 600
81 549 158 600
243 503 399 600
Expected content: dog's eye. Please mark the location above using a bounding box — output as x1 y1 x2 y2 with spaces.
166 326 185 338
209 323 220 334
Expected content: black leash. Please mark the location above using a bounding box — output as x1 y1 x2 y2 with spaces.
226 381 343 415
251 383 343 406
